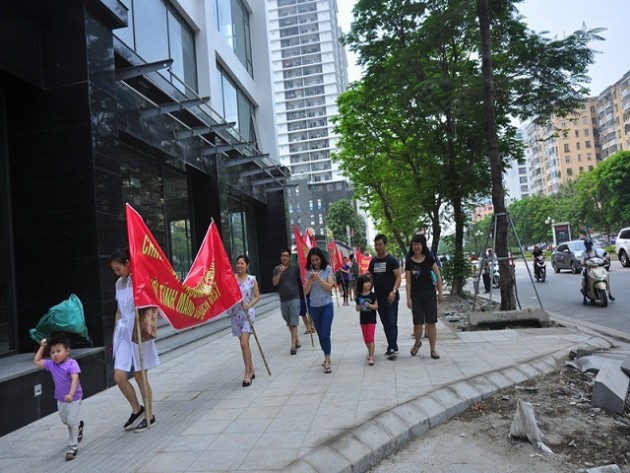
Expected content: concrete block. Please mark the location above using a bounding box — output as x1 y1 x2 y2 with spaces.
579 465 621 473
468 308 549 328
621 355 630 376
449 380 485 404
329 432 375 473
592 360 630 415
301 446 351 473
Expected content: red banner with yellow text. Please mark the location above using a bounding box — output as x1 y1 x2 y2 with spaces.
126 204 242 330
327 240 344 272
355 248 371 275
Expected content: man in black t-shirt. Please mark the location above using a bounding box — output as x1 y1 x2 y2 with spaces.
368 234 402 359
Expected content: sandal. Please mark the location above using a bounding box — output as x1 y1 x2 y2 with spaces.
410 340 422 356
431 350 440 360
323 364 332 374
65 447 78 461
78 420 84 443
368 357 375 366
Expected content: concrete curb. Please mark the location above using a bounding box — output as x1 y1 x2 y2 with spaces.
284 335 613 473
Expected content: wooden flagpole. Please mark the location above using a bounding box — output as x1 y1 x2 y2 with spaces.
245 312 272 376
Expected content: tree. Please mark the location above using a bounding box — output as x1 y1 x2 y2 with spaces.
325 200 368 249
477 0 601 309
339 0 601 305
339 0 491 295
575 150 630 234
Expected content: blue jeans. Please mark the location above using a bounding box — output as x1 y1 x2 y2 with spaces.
309 303 334 356
377 297 399 352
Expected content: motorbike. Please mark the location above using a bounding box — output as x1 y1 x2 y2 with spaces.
581 256 610 307
534 255 546 282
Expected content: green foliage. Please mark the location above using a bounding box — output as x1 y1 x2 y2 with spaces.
337 0 601 299
325 200 367 249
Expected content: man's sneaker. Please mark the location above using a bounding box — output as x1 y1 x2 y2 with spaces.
123 406 145 431
385 350 397 359
135 415 156 433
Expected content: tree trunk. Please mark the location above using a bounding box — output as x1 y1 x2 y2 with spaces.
477 0 516 310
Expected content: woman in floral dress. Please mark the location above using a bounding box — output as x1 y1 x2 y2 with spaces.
229 255 260 387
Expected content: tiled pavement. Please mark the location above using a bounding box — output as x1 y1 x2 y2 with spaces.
0 288 618 473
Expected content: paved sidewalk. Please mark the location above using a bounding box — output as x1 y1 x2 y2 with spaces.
0 290 618 473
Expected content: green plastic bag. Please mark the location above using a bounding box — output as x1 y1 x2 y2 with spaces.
29 294 92 344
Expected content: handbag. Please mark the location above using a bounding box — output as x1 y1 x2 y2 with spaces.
132 307 159 343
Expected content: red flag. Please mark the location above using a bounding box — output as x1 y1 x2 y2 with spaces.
355 248 371 274
303 228 315 250
327 240 344 272
293 225 310 279
126 204 241 330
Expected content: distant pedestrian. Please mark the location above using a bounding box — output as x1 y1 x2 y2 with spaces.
33 333 84 461
405 234 443 360
348 254 359 301
480 248 495 293
355 274 378 366
304 246 335 373
341 256 351 305
229 255 260 387
272 248 303 355
368 234 402 359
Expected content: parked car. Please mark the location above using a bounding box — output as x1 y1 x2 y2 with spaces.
616 226 630 267
551 239 611 274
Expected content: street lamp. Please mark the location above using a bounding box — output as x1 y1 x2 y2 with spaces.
545 217 556 248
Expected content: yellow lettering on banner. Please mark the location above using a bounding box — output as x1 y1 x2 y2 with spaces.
192 300 210 319
176 292 195 316
159 284 178 309
142 235 163 260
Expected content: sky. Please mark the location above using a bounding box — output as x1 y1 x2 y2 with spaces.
336 0 630 96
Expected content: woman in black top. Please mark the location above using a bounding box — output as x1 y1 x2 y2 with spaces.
405 234 443 359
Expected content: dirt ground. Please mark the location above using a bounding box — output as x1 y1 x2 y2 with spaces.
432 295 630 472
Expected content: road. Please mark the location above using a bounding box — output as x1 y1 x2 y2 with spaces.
484 260 630 334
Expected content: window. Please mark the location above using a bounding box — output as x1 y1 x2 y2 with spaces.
588 165 594 171
309 200 313 211
216 0 253 76
217 67 257 140
576 142 581 150
563 144 570 152
574 130 579 137
582 116 588 124
577 154 582 162
567 168 573 176
565 156 571 163
579 166 584 173
587 153 593 160
585 141 592 148
584 129 589 136
114 0 198 93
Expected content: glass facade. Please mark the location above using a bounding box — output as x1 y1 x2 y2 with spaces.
120 146 192 280
216 0 253 76
217 67 256 141
0 93 13 355
115 0 198 93
227 197 258 276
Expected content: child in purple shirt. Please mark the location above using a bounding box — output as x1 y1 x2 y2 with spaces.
34 332 84 461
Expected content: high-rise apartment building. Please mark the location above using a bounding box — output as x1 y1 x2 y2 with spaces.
523 68 630 197
266 0 353 237
597 70 630 160
523 97 600 195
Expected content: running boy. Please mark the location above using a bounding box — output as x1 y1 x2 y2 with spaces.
355 274 378 366
33 332 84 461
